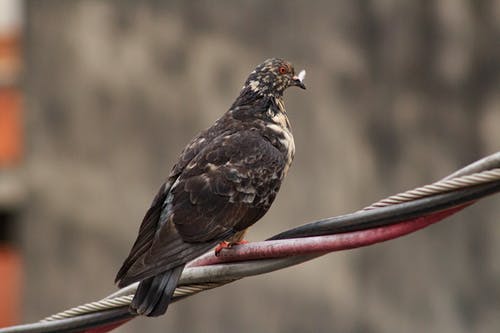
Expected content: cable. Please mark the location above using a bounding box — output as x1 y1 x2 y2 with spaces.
1 152 499 333
269 177 500 240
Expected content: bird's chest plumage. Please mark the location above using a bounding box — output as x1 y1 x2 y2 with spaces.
264 98 295 177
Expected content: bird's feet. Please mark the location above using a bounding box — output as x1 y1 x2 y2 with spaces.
214 240 249 257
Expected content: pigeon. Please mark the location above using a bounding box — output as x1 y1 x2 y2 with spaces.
115 58 306 316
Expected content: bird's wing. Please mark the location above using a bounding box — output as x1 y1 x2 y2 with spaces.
115 131 211 285
169 130 285 241
115 182 170 283
119 131 285 285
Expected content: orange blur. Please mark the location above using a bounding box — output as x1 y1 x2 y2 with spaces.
0 246 22 327
0 88 22 166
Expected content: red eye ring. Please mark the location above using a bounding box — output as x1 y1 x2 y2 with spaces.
278 66 288 74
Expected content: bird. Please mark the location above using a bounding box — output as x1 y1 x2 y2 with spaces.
115 58 306 317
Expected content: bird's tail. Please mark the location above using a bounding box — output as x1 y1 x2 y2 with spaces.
130 264 185 317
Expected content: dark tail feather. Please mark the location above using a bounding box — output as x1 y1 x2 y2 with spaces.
130 264 185 317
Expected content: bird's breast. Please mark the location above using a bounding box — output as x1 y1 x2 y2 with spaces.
266 99 295 176
266 122 295 177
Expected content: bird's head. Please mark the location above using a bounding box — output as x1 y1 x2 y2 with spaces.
242 58 306 98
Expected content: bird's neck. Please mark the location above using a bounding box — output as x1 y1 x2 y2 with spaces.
231 85 283 109
229 93 290 129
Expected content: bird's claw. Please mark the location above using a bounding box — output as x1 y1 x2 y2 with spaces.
214 240 249 257
214 241 230 256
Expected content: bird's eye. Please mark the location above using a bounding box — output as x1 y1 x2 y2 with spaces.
278 66 288 74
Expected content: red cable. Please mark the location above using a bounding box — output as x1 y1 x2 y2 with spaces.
188 203 472 267
85 202 472 333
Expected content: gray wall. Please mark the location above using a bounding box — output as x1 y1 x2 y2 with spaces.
21 1 500 332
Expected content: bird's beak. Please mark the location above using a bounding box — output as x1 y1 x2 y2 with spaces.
292 70 306 89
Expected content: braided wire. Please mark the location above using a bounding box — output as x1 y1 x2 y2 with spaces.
362 168 500 210
41 296 133 322
41 282 229 322
37 167 500 323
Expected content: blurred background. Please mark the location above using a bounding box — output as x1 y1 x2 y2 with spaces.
0 0 499 332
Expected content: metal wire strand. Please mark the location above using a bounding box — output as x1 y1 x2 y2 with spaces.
362 168 500 210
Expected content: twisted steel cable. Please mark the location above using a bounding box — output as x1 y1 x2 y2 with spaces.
362 168 500 210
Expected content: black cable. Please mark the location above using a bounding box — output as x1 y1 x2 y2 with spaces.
269 181 500 240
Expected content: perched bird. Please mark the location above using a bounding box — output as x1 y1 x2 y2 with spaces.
115 58 306 316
